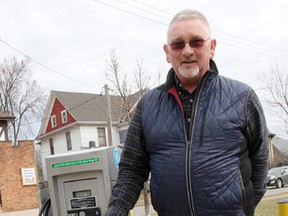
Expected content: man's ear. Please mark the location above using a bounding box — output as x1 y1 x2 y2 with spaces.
210 39 217 59
163 44 171 63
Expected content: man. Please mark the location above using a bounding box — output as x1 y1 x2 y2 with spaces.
105 9 269 216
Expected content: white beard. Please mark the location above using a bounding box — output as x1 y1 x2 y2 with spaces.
178 65 199 79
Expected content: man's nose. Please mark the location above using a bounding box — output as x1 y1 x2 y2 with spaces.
182 42 195 56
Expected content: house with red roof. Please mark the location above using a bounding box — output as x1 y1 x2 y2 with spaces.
37 89 141 180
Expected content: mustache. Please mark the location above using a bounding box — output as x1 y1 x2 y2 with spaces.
181 58 197 62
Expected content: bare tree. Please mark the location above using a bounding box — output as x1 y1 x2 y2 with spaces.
156 68 165 86
261 64 288 133
105 47 132 121
105 47 151 216
0 57 46 145
134 58 151 96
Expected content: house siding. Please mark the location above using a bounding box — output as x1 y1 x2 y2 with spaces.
78 125 123 148
45 98 76 134
79 125 98 148
112 126 121 146
40 140 50 180
41 126 81 180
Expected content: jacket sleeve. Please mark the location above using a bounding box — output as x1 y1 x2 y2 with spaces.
246 89 269 206
104 98 150 216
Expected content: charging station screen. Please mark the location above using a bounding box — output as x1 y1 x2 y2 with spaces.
73 190 91 198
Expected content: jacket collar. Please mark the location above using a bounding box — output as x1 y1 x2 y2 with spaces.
158 59 219 92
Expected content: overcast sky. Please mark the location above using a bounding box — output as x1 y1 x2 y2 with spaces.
1 0 288 138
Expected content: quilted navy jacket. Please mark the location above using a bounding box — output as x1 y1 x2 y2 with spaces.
105 60 269 216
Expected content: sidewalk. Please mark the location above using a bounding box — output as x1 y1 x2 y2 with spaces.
0 208 39 216
0 205 156 216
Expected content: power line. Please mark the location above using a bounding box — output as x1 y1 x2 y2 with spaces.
114 0 170 21
91 0 288 62
272 0 288 10
215 33 288 59
0 38 100 89
130 0 288 55
220 41 288 62
132 0 173 16
212 28 288 54
92 0 167 26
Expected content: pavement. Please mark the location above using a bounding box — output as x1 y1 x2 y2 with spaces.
2 188 287 216
0 208 39 216
0 205 156 216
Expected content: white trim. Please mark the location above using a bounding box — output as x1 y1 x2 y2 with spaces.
51 115 57 128
38 122 78 139
61 110 68 123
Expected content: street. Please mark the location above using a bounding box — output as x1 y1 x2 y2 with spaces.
265 184 288 197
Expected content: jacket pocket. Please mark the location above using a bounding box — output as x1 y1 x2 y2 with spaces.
237 169 246 209
199 108 207 146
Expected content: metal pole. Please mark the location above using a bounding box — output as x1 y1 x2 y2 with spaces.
129 210 133 216
105 84 113 146
278 198 288 216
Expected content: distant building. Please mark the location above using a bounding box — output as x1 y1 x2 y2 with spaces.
272 135 288 157
271 135 288 167
0 112 38 212
0 141 38 212
0 111 15 141
37 90 142 180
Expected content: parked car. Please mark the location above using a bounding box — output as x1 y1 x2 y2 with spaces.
266 166 288 188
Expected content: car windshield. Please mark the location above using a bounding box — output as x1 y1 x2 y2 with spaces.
268 167 284 175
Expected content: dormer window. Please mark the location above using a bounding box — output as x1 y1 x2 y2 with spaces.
51 115 57 128
61 110 67 124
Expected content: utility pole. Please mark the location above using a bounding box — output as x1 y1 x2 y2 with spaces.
105 84 113 146
268 132 276 167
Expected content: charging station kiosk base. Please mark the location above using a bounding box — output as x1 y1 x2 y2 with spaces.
45 146 121 216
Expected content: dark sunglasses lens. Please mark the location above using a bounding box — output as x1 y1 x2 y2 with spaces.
170 42 185 50
189 39 204 48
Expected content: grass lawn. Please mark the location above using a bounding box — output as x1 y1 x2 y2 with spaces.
255 193 288 216
138 192 288 216
255 198 282 216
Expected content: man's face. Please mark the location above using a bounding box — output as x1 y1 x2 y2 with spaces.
164 18 216 82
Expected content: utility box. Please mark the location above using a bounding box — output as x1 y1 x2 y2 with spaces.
45 146 121 216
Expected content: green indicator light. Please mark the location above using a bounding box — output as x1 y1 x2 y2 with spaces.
52 158 99 168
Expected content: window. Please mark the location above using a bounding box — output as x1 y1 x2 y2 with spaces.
66 131 72 151
119 129 128 143
51 115 57 128
97 128 106 147
61 110 68 123
49 138 54 155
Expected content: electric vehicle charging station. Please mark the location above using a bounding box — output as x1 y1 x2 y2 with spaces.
45 146 121 216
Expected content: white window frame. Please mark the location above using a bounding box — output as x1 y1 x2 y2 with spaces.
51 115 57 128
97 127 107 147
65 131 72 151
61 110 68 124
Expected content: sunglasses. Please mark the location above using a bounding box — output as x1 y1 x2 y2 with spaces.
169 39 209 50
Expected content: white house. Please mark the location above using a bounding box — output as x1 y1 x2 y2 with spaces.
37 90 141 180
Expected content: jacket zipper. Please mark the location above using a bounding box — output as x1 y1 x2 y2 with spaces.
186 73 210 216
185 138 194 215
